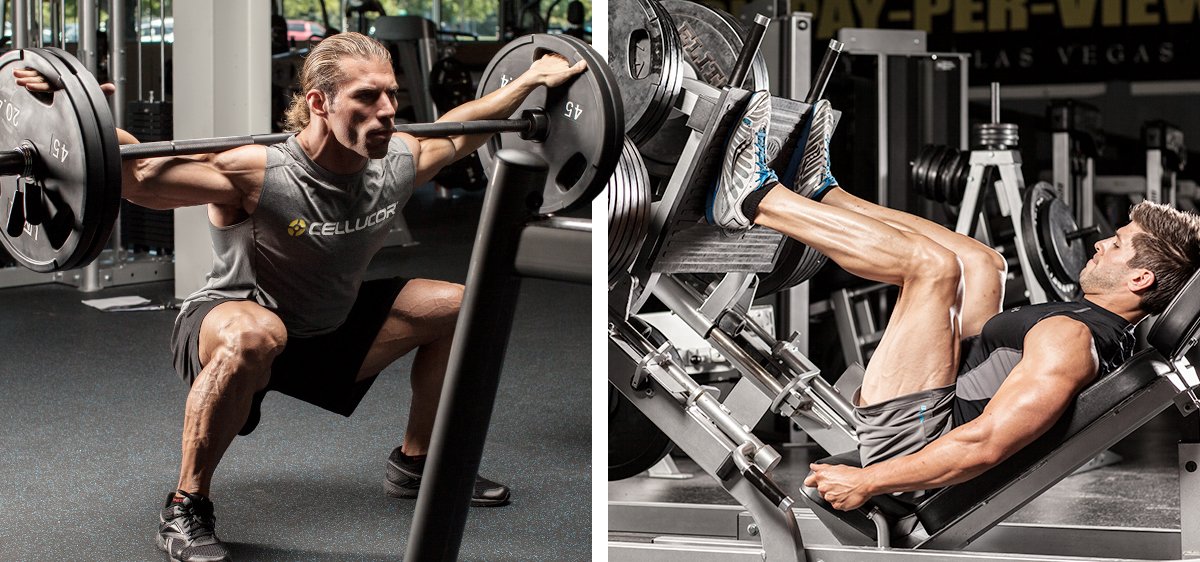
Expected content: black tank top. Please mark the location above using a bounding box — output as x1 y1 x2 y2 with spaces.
953 299 1135 426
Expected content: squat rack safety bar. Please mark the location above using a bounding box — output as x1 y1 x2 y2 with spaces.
404 149 591 561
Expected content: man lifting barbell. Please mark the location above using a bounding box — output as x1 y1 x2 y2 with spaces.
17 32 585 562
710 92 1200 510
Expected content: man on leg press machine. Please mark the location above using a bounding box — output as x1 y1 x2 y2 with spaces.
712 92 1200 509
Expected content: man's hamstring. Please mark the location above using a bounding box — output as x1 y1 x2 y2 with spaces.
356 278 463 380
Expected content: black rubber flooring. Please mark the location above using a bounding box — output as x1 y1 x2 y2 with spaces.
0 190 592 561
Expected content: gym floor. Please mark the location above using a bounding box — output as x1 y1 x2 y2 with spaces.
609 407 1184 537
0 188 591 561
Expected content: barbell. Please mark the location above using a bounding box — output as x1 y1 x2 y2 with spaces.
0 34 623 273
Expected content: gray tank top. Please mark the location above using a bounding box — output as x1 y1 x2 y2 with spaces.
181 136 415 337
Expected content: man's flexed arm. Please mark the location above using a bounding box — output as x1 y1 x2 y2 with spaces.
119 137 266 212
405 54 586 185
805 316 1100 510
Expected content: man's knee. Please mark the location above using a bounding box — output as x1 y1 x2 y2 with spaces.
394 280 463 337
907 239 962 293
201 309 287 391
961 243 1007 281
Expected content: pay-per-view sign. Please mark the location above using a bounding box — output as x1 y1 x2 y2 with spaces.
793 0 1198 84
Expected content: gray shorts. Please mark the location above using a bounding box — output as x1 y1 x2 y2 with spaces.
853 384 956 467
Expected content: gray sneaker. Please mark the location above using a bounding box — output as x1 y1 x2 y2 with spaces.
707 90 778 231
156 491 232 562
796 99 839 200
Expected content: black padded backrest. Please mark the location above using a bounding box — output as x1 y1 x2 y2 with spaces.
913 347 1166 534
1148 269 1200 359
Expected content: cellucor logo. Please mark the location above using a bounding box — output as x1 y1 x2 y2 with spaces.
286 219 307 237
287 203 398 237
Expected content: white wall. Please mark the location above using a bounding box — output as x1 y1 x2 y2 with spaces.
172 0 271 299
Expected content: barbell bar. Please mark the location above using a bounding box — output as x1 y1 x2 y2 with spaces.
0 108 550 172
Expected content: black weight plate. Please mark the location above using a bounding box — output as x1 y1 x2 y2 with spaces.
608 136 651 287
0 48 118 272
1039 189 1087 283
429 57 476 115
919 145 943 202
947 150 970 206
477 34 624 215
609 383 674 481
933 146 959 204
42 47 122 270
911 144 939 201
639 0 770 170
933 146 956 204
928 146 954 204
608 0 682 145
609 316 676 481
1020 182 1080 301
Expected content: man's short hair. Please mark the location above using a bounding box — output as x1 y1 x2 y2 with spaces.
283 32 392 132
1128 200 1200 314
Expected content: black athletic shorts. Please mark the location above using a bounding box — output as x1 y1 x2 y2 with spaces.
170 277 409 435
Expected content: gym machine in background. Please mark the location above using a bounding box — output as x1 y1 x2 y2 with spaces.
1048 99 1102 228
1095 120 1190 209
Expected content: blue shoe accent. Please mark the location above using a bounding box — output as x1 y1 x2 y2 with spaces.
709 91 777 231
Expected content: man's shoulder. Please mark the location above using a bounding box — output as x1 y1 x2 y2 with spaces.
1030 313 1092 335
390 134 417 157
214 143 270 172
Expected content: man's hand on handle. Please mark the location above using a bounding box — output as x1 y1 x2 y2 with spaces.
804 463 873 511
524 53 587 88
14 67 115 96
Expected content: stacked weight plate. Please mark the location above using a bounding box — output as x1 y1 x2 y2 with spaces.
638 0 770 173
608 0 683 146
608 137 652 288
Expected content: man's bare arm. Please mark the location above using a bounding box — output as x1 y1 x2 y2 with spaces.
15 67 262 212
405 54 586 185
119 129 265 212
806 316 1099 510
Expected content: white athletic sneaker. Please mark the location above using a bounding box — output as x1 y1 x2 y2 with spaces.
707 90 778 231
795 99 839 200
